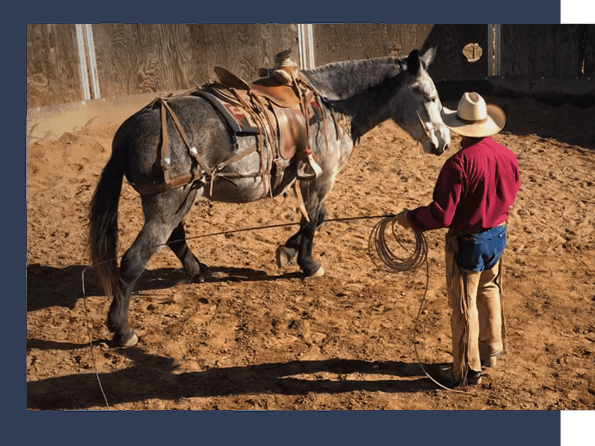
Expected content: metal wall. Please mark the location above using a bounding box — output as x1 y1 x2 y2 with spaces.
26 24 594 110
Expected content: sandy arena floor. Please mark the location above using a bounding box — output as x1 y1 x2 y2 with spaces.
26 94 595 410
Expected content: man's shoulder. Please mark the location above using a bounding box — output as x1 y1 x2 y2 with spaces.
485 135 513 151
472 136 516 158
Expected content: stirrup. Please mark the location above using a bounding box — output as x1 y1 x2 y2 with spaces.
297 153 322 180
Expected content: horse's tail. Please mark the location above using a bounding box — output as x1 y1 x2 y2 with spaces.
88 153 124 297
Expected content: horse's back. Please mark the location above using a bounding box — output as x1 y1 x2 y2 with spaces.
114 95 233 192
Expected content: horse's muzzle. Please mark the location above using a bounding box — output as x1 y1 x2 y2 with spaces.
433 142 449 155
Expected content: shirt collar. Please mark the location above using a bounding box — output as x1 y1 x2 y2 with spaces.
461 136 489 149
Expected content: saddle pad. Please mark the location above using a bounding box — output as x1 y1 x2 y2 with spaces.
195 91 261 136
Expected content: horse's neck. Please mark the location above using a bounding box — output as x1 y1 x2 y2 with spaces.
303 58 408 141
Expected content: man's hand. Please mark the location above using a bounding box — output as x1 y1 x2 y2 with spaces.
393 209 411 229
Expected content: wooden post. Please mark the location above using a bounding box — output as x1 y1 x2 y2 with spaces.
298 24 315 70
488 24 501 77
75 24 91 101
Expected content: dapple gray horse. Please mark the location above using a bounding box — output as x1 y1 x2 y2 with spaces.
88 43 450 347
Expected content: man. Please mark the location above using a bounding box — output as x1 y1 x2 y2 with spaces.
394 92 521 387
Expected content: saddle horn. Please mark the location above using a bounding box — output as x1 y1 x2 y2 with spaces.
271 49 298 85
274 49 295 68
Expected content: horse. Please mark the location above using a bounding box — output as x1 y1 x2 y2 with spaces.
88 43 451 347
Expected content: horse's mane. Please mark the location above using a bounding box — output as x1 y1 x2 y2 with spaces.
302 57 408 100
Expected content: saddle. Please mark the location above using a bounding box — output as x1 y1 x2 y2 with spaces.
207 61 311 160
139 50 325 221
214 66 302 108
196 50 323 186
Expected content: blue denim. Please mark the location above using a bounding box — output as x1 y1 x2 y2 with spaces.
456 225 507 272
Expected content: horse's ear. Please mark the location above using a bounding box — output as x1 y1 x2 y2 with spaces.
420 42 439 68
407 49 421 74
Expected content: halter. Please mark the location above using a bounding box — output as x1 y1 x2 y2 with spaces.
416 110 432 139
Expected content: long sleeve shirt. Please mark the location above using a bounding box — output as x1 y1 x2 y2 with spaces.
408 136 521 234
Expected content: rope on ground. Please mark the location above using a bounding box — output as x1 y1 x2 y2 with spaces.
80 213 394 409
80 212 474 402
368 216 473 394
81 269 112 410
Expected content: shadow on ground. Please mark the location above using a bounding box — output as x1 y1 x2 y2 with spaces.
27 343 444 410
27 263 305 312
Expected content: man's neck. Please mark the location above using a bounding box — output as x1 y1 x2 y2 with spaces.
461 136 486 148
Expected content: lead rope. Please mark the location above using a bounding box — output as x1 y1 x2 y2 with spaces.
81 213 469 409
81 214 395 408
368 217 472 394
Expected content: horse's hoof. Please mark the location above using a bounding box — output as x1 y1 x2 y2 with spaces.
276 246 297 268
193 263 212 283
115 332 138 348
305 266 325 279
122 332 139 347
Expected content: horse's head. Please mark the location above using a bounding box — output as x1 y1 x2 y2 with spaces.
392 44 451 156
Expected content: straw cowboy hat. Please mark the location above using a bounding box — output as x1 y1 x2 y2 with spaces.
441 92 506 137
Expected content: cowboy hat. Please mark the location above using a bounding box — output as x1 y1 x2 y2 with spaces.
441 92 506 137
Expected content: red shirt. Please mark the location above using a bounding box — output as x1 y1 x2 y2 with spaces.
408 136 521 233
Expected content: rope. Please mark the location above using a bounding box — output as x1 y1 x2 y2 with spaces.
81 272 112 409
368 216 473 394
368 217 427 272
80 212 472 406
80 212 396 408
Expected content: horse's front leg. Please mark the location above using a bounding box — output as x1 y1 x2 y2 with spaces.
296 218 324 277
276 202 326 277
275 227 301 268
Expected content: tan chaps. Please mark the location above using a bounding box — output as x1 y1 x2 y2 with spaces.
445 232 505 385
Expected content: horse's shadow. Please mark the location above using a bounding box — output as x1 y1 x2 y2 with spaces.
27 339 446 410
26 263 304 312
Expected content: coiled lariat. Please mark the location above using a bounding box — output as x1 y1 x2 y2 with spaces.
368 216 428 272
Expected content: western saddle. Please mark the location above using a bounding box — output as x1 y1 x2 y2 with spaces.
142 50 326 212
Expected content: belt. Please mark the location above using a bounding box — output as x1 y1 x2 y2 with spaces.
450 221 507 237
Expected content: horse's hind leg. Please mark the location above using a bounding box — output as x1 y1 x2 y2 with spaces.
108 219 173 346
107 188 194 346
167 221 212 282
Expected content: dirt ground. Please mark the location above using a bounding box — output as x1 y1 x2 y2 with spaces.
26 94 595 411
